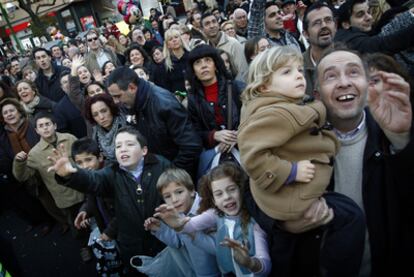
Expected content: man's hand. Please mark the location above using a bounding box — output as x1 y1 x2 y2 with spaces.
47 143 77 176
368 71 412 133
15 151 28 162
282 197 334 234
153 204 190 230
74 211 89 229
296 160 315 183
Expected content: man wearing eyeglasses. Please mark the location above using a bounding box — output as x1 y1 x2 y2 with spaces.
84 29 120 74
302 1 337 96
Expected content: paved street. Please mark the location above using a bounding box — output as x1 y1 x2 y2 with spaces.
0 210 96 277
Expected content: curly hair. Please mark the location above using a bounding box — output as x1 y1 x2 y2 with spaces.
197 162 251 235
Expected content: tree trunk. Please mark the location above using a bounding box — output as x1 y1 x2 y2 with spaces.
17 0 52 40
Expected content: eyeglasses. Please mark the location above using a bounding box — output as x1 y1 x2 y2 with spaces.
87 37 99 42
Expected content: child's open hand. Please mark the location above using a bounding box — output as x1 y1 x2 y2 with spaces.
47 143 77 176
220 237 261 272
153 204 190 231
144 217 161 231
296 160 315 183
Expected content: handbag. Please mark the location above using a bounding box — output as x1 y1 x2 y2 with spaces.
88 221 125 277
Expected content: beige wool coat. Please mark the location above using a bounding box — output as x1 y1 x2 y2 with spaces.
238 93 340 220
13 132 84 209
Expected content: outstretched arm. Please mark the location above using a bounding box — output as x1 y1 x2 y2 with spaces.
68 56 86 111
154 205 217 233
47 143 78 177
49 144 114 196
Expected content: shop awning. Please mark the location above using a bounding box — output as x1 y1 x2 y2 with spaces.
5 21 30 35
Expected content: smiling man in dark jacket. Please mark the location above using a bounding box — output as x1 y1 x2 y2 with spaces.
107 66 202 177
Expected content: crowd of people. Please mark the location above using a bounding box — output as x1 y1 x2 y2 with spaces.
1 0 414 276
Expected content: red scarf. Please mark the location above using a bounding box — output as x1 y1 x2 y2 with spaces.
204 82 224 126
7 119 32 154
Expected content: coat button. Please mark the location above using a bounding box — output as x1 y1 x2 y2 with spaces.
267 173 273 178
147 172 152 177
374 152 381 158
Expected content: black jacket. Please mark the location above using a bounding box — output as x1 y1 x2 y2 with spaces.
187 76 245 148
57 154 170 265
35 64 69 102
342 111 414 276
54 94 87 138
79 195 117 240
153 51 189 94
334 26 414 54
132 80 202 175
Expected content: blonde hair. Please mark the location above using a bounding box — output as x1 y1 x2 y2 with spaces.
156 168 195 194
163 28 189 71
220 20 234 31
241 46 303 102
106 36 126 54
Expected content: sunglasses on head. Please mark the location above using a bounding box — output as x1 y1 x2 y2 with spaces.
87 37 99 42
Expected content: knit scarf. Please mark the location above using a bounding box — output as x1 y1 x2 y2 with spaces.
21 95 40 115
6 119 31 154
95 115 126 161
